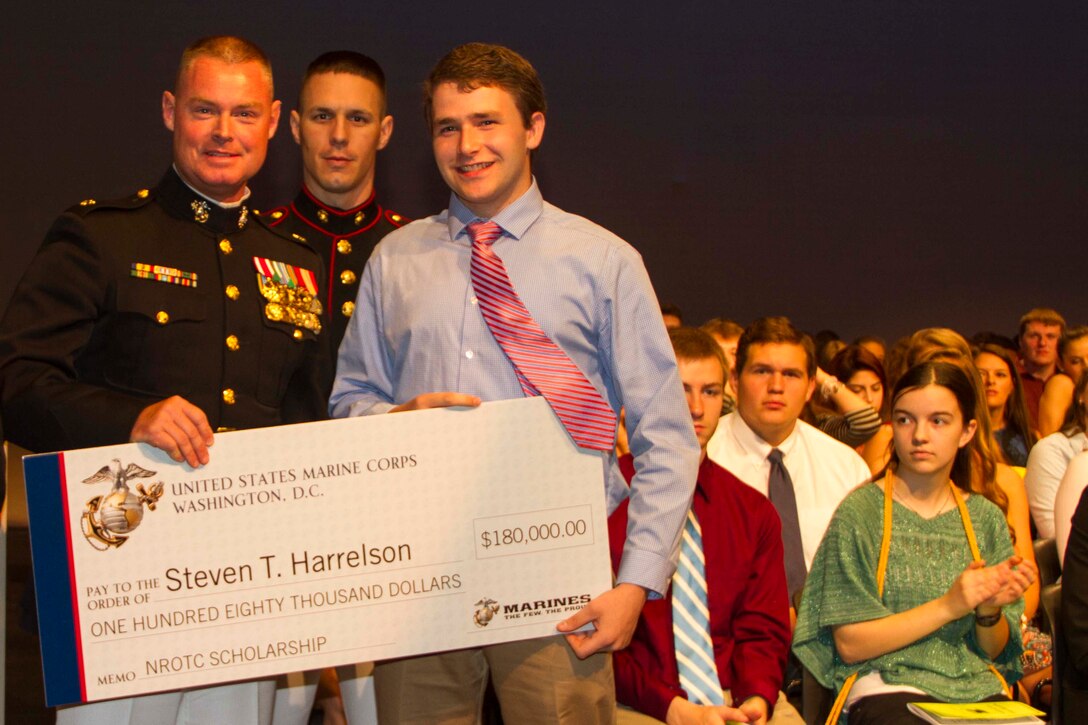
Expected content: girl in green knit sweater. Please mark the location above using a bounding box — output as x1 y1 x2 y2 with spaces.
794 361 1037 724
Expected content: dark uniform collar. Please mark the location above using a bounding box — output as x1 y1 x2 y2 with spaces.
157 168 251 234
290 184 381 236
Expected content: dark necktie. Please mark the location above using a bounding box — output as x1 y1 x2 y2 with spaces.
767 448 807 598
467 221 617 451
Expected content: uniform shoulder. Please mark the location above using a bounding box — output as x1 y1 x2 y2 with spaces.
373 213 444 251
258 206 290 226
383 208 411 228
253 210 314 250
63 186 155 217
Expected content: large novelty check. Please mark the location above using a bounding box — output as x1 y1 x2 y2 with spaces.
24 397 612 706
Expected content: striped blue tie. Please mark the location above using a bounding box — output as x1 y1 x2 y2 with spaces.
672 509 724 706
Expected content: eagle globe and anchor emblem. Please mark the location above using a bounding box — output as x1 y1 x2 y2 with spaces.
473 598 500 627
80 458 165 550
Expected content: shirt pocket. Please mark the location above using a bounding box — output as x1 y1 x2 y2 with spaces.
103 281 209 396
254 314 319 407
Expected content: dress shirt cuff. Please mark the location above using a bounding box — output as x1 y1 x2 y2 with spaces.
616 547 673 599
347 399 395 417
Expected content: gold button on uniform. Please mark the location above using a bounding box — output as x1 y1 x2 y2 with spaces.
317 210 329 223
225 284 240 300
219 239 233 254
155 311 169 325
293 329 304 340
342 301 355 317
340 270 357 285
226 335 239 351
137 189 149 199
337 239 352 254
354 212 365 225
222 389 236 405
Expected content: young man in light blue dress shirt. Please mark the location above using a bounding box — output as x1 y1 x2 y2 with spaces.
329 43 699 724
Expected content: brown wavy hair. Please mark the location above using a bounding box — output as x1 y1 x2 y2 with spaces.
904 328 1008 514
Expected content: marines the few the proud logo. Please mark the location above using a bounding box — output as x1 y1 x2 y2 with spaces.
473 598 500 627
80 459 165 551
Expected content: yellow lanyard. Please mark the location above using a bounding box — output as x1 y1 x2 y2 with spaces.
825 474 1010 725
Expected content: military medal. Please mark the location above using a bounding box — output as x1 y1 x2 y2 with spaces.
252 257 323 334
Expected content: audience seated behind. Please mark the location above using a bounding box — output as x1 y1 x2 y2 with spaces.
827 345 894 475
1025 370 1088 539
905 328 1039 620
1016 308 1067 430
1038 326 1088 437
610 328 802 724
1054 450 1088 563
794 361 1035 725
973 343 1037 467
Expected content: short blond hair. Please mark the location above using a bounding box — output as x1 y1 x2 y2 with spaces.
1018 307 1066 337
177 36 273 95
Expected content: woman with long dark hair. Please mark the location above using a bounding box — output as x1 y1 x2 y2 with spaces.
794 362 1036 724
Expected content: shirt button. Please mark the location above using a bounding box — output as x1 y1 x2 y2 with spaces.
337 239 352 254
340 269 357 285
222 388 236 405
342 301 355 318
465 350 474 359
219 239 233 254
470 297 478 305
225 284 240 300
155 311 169 325
225 335 239 351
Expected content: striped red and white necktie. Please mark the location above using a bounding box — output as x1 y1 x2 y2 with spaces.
468 220 617 451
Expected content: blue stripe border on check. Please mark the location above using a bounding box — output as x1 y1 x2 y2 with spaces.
25 453 84 706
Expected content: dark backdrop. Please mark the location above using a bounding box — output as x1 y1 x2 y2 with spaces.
3 2 1086 343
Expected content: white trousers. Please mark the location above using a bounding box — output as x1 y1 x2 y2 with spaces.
56 681 275 725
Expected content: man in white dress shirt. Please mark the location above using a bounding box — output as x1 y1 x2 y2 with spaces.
706 317 870 597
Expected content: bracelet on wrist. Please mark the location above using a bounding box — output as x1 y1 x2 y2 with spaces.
974 608 1002 627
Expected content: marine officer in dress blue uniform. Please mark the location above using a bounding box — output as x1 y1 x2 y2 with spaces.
0 35 327 725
